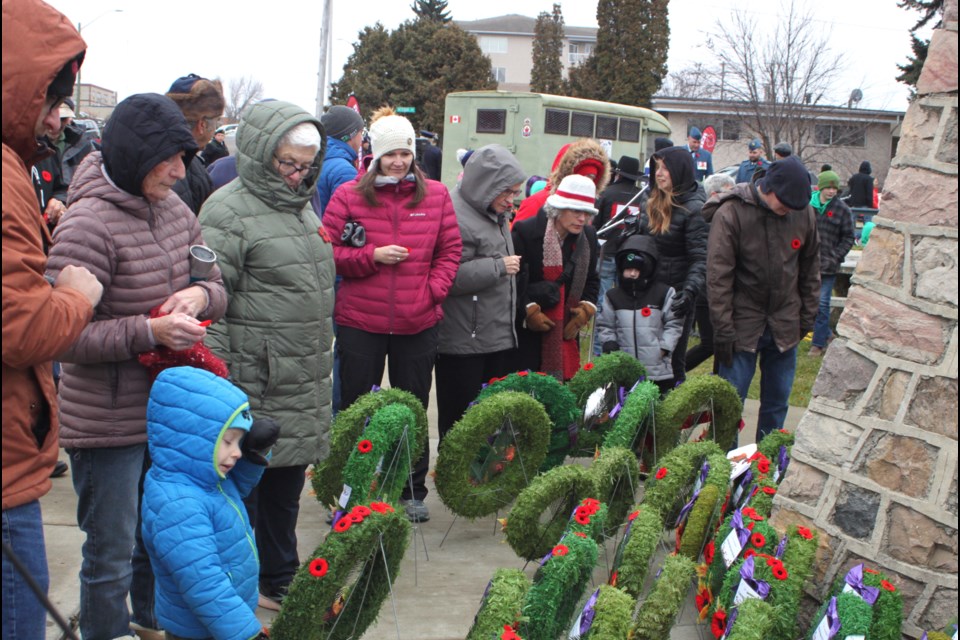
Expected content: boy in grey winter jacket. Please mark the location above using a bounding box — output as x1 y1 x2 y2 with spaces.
596 234 684 393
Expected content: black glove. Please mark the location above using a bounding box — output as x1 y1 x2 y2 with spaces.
526 280 561 309
671 290 692 317
602 341 620 354
714 341 734 368
241 418 280 466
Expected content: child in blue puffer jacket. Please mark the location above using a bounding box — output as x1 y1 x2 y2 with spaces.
141 367 278 640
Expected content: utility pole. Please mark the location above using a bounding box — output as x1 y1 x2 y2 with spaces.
316 0 333 118
75 9 122 113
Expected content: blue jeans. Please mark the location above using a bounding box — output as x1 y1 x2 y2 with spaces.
812 273 837 348
69 444 158 639
719 325 797 440
2 500 48 640
593 255 618 355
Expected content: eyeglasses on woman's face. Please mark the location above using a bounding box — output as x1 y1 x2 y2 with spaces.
274 156 319 179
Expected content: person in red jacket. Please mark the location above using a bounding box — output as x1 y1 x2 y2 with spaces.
322 107 462 522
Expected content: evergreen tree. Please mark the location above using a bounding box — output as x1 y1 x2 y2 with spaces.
331 19 493 136
896 0 943 94
569 0 669 106
531 4 566 94
411 0 452 23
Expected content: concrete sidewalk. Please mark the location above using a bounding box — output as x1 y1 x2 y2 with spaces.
42 397 804 639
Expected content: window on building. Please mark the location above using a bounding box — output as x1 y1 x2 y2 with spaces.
619 118 640 142
568 41 594 66
815 123 866 147
476 109 507 134
571 112 594 137
688 118 741 142
490 67 506 84
595 115 618 140
479 36 508 55
545 108 570 135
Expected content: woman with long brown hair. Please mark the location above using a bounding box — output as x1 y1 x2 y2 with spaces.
636 146 708 386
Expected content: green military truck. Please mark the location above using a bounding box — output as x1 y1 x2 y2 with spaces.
441 91 672 190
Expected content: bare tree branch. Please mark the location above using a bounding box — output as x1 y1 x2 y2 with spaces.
226 76 265 122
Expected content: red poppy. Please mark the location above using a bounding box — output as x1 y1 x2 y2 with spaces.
369 501 394 514
357 439 373 454
766 557 784 571
41 170 52 182
746 522 755 531
641 307 652 317
826 211 834 218
881 580 896 592
517 371 529 377
609 570 618 586
574 531 587 538
772 566 789 580
574 511 591 525
695 589 710 611
751 532 766 548
489 377 499 385
552 544 569 557
864 568 878 574
757 459 770 474
628 510 640 521
704 541 715 565
779 429 790 434
334 518 352 533
791 238 802 250
348 512 364 523
536 371 548 376
309 557 329 577
501 625 522 640
796 527 813 540
318 226 331 242
351 505 371 518
655 467 668 480
762 486 777 495
581 498 600 513
742 507 764 521
743 547 756 559
711 610 727 638
583 362 594 371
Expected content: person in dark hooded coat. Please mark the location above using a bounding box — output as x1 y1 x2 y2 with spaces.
634 146 708 386
846 161 875 208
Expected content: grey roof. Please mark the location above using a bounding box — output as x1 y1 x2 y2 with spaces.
456 14 597 40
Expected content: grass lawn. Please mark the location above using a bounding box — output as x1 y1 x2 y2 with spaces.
685 336 824 408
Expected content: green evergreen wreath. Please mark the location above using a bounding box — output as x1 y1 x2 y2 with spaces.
677 447 732 560
566 352 646 456
805 592 873 639
652 375 741 464
590 446 641 537
312 388 428 508
519 531 599 640
725 597 777 640
643 440 726 524
474 371 579 471
338 403 417 509
270 502 410 640
705 507 779 602
505 464 599 561
435 391 551 519
816 562 903 640
576 585 635 639
466 568 531 640
756 429 794 463
630 553 697 640
608 506 663 600
600 380 660 453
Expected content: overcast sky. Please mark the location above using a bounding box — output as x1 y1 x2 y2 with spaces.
47 0 925 115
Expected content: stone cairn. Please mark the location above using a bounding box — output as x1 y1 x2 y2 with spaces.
771 1 959 636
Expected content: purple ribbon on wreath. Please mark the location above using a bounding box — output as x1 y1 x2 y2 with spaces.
844 564 880 605
370 384 381 393
578 588 599 635
723 607 738 636
776 445 790 482
823 597 842 636
675 461 711 527
774 534 788 559
732 469 753 510
331 509 346 528
731 509 752 547
738 555 771 600
608 386 627 420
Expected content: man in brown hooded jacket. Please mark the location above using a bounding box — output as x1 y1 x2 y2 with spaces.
2 0 103 635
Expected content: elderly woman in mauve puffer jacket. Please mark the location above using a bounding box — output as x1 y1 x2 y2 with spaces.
322 107 462 523
45 92 227 640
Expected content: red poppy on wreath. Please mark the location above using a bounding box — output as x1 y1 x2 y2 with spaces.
583 362 594 371
609 570 618 587
711 610 728 638
581 497 600 510
574 510 591 526
369 501 394 514
357 439 373 454
641 307 652 317
573 531 587 538
766 557 784 571
796 527 813 540
309 557 329 578
536 371 548 376
791 238 802 250
742 507 764 521
743 547 757 559
333 518 352 533
864 568 878 574
655 467 668 480
751 532 766 547
779 428 790 434
757 459 770 474
518 370 529 377
489 377 499 385
501 624 522 640
762 486 777 495
348 512 364 524
552 544 569 557
41 170 53 182
695 587 712 612
746 522 755 531
772 565 789 580
628 510 640 521
880 579 897 592
704 540 715 565
318 226 331 242
351 505 371 518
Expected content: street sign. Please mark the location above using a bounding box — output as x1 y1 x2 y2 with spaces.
396 106 416 114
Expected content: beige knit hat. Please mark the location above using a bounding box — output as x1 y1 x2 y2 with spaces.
369 106 416 165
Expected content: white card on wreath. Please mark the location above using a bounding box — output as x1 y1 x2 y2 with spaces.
338 484 352 508
845 636 866 640
733 579 762 606
727 443 757 481
721 528 744 568
811 612 835 640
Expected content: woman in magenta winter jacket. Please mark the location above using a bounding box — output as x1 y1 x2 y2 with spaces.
322 107 461 521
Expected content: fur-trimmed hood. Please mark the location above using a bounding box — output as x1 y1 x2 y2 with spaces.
548 138 611 196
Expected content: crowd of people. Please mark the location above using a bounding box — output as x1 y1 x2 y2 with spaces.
4 1 868 638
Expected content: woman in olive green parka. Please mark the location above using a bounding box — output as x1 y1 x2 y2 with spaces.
199 100 334 605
